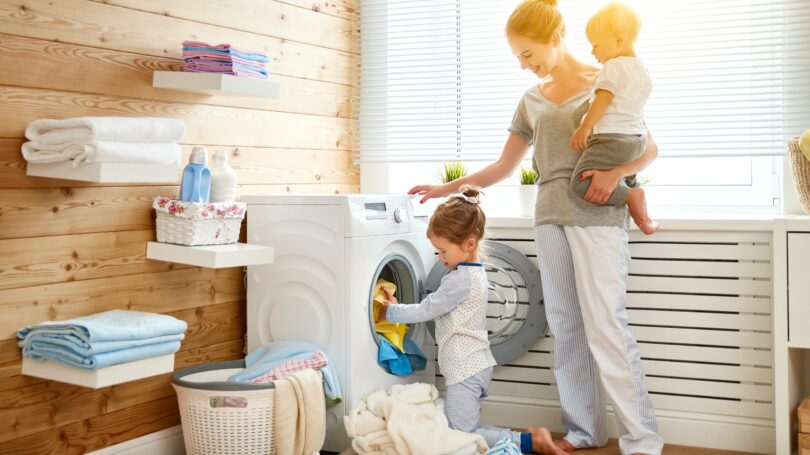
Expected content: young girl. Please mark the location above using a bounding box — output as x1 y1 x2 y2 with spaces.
377 186 563 454
569 2 658 235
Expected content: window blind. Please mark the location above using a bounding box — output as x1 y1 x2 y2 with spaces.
358 0 810 163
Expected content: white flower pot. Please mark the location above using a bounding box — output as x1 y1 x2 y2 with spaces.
518 185 536 218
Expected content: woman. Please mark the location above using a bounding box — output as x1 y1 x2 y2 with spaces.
409 1 664 454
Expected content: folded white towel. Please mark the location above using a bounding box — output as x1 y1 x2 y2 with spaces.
22 141 181 167
25 117 185 145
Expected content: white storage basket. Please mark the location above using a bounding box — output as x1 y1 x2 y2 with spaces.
172 360 276 455
153 197 246 246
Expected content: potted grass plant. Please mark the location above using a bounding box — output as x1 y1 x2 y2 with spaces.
439 161 468 184
518 165 538 217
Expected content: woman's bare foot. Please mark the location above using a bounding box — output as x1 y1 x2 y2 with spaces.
527 427 568 454
626 187 659 235
554 438 575 452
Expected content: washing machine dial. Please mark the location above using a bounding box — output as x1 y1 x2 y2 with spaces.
393 208 403 223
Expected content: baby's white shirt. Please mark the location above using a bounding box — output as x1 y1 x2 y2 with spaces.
591 56 652 135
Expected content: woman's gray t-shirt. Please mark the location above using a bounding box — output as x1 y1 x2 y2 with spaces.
509 86 630 227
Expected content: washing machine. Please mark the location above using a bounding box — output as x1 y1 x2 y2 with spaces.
243 194 547 452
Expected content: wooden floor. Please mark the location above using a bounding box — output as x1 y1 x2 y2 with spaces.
550 435 757 455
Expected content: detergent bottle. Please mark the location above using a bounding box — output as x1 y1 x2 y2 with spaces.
209 150 238 202
179 146 211 203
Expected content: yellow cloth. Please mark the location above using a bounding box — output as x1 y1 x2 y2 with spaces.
373 279 409 353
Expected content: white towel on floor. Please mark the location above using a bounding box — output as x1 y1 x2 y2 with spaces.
25 117 185 145
21 141 182 166
344 382 488 455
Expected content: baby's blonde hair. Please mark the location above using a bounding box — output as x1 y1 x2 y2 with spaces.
505 0 565 44
586 2 641 44
427 185 486 248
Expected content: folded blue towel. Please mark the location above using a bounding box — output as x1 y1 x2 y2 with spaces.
228 340 342 404
18 310 188 345
20 333 185 357
24 340 182 370
377 334 426 376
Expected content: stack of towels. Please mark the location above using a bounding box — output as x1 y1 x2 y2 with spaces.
18 310 187 370
182 40 269 80
21 116 185 168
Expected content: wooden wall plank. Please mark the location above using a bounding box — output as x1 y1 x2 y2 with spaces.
0 0 354 85
0 267 244 340
0 139 358 189
0 229 191 291
280 0 358 21
0 86 353 151
0 395 180 454
0 186 172 239
94 0 357 54
0 33 355 118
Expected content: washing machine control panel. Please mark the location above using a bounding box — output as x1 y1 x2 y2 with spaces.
345 195 416 236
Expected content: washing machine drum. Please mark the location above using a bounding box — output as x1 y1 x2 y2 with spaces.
424 240 547 366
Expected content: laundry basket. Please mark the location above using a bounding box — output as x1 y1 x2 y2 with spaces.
789 138 810 214
172 360 276 455
153 197 246 246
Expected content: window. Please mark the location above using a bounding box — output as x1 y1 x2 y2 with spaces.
359 0 809 211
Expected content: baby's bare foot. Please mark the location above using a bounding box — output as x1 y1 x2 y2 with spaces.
627 187 659 235
527 427 568 454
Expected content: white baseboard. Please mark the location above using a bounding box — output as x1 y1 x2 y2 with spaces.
481 396 775 454
87 426 185 455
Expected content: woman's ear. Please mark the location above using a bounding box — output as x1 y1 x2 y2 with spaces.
550 31 561 47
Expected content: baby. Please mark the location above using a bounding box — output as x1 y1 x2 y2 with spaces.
569 2 658 235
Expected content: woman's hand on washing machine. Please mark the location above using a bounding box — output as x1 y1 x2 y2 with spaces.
408 184 452 204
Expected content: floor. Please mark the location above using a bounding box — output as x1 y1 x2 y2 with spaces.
547 435 758 455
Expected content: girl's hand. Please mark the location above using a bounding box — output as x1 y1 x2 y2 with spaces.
579 168 621 205
570 125 591 152
382 287 398 306
408 184 450 204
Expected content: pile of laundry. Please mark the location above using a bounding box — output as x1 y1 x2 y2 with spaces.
182 40 269 79
373 279 427 376
344 382 489 455
21 116 185 167
18 310 187 369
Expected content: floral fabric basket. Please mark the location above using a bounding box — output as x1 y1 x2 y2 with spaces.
153 197 246 246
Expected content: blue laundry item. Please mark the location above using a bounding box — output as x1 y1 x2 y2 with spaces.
377 337 412 375
17 310 188 345
228 340 342 405
377 333 427 376
487 436 523 454
20 333 185 356
24 340 182 370
403 334 426 372
181 46 269 63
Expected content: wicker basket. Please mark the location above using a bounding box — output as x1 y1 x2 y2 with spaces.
172 360 276 455
789 138 810 215
153 197 246 246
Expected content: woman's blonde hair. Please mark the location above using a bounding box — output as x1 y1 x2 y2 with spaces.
427 185 486 247
505 0 565 43
585 2 641 44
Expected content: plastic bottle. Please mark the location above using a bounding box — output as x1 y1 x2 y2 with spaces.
179 146 212 203
209 150 238 202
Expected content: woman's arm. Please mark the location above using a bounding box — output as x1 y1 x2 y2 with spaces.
409 133 530 203
579 129 658 205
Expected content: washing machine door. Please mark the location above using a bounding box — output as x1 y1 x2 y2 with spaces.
423 240 546 366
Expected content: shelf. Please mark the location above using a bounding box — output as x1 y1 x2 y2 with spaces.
21 354 175 388
153 71 280 98
788 341 810 349
26 161 179 183
146 241 274 268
